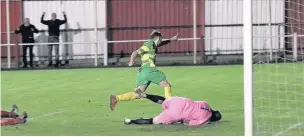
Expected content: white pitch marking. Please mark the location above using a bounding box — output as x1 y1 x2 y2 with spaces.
274 122 304 136
28 110 65 121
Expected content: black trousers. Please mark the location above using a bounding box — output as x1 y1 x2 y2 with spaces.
22 39 34 67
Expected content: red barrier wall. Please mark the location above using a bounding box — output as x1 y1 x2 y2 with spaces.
1 0 22 59
107 0 205 55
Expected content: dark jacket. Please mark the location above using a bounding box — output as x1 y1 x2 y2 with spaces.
41 14 67 36
15 24 39 42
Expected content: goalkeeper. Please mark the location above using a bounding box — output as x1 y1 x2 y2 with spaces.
110 30 178 110
124 94 222 126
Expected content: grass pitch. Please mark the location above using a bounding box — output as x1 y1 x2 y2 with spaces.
1 65 303 135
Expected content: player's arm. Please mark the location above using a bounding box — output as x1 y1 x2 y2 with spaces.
158 33 178 47
128 50 139 66
158 40 171 47
125 112 173 125
124 118 154 125
128 45 149 66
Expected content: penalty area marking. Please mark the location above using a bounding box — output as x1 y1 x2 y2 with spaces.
273 122 304 136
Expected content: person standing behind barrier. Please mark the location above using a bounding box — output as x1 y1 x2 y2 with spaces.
41 12 67 68
15 18 39 68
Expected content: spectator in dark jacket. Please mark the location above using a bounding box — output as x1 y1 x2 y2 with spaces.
15 18 39 68
41 12 67 67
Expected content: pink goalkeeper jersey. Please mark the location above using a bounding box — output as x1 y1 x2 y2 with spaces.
156 96 212 126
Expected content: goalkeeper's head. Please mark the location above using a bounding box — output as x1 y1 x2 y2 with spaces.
210 110 222 122
149 30 163 46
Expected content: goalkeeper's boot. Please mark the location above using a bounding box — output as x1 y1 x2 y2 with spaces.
110 95 118 111
124 118 132 125
20 111 28 124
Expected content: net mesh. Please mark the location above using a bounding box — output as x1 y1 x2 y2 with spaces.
253 0 304 136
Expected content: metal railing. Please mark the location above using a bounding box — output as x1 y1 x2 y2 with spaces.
2 34 303 68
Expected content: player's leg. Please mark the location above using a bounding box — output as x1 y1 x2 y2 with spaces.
1 118 22 126
1 104 19 118
1 109 19 118
110 84 149 110
109 70 151 110
1 110 18 118
146 68 172 98
0 112 28 126
115 82 150 101
160 80 172 99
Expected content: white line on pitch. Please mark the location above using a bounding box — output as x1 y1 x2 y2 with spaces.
28 110 66 121
274 122 304 136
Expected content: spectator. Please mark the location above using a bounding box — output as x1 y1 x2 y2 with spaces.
15 18 39 68
41 12 67 67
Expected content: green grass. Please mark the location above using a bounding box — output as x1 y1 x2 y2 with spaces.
1 64 303 136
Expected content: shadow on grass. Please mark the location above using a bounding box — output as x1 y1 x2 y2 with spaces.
125 120 233 133
222 109 244 113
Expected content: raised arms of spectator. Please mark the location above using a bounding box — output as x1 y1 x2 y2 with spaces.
41 12 48 25
59 12 67 25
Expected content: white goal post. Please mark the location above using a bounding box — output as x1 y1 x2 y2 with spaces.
243 0 253 136
245 0 304 136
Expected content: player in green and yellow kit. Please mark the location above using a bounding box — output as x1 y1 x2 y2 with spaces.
110 30 178 110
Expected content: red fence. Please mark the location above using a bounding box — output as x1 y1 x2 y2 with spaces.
2 0 301 58
1 0 22 60
107 0 205 55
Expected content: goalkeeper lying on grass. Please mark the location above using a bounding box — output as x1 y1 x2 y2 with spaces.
124 94 222 126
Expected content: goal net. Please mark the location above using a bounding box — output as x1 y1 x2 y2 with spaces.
252 0 304 135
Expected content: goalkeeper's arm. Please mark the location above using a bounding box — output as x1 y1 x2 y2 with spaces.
145 94 166 104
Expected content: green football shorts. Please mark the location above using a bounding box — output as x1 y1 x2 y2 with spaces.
136 67 167 87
